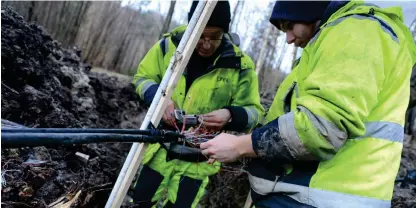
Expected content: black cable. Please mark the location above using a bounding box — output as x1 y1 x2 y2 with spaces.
1 132 181 148
2 128 156 135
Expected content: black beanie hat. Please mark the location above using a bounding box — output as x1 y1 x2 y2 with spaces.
269 1 331 30
188 1 231 33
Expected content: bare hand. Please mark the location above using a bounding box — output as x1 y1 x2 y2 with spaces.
201 109 231 131
162 99 176 127
200 133 243 163
207 158 216 164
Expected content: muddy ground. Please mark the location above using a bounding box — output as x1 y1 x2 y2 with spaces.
393 136 416 208
1 6 415 208
1 6 143 208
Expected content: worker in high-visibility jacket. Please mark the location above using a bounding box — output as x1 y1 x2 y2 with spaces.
201 1 416 207
132 1 264 207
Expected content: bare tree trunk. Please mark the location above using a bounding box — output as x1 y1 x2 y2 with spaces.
260 46 274 92
231 1 245 33
261 33 279 92
291 46 298 70
230 1 242 33
276 39 288 71
266 32 279 68
159 1 176 39
255 24 273 75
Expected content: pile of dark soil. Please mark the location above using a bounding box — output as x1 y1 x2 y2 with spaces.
1 5 415 208
1 6 144 207
260 91 276 112
393 136 416 208
1 7 143 129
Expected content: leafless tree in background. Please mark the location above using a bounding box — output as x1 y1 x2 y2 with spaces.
255 24 273 75
230 0 242 33
159 1 177 39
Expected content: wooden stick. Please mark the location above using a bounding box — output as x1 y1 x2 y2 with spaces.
105 1 218 207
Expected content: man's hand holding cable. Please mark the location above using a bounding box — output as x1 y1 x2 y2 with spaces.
200 133 257 163
202 109 231 131
162 99 177 127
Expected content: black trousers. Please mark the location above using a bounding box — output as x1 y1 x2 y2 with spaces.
133 165 203 208
252 191 316 208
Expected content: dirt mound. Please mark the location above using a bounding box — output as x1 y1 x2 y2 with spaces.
1 6 144 207
393 136 416 208
1 5 415 208
260 91 276 112
1 7 143 129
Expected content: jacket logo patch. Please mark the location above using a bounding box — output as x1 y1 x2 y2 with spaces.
217 76 229 83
